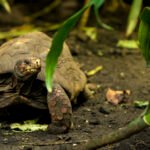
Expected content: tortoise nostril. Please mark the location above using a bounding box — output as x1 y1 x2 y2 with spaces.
36 59 41 65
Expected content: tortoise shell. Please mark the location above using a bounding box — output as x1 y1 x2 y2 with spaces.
0 32 87 101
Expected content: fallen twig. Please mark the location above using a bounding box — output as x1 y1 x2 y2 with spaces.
78 0 91 30
15 139 88 147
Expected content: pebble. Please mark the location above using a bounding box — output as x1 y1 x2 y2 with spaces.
99 106 110 114
89 119 100 125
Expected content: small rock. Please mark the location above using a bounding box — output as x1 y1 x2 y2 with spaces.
141 89 149 95
89 119 100 125
120 72 125 79
99 106 110 114
3 138 8 144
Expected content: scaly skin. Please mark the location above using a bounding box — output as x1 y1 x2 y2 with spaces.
47 83 72 134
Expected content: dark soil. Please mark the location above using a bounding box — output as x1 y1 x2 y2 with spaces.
0 2 150 148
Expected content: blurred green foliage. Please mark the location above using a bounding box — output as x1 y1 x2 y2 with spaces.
126 0 142 37
138 6 150 125
0 0 11 13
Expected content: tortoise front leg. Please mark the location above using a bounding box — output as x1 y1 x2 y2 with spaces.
47 83 72 134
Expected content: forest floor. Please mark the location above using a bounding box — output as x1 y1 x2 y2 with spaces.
0 18 150 150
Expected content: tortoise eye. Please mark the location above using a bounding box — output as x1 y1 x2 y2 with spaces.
24 60 30 65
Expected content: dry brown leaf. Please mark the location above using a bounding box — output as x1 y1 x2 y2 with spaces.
106 88 131 105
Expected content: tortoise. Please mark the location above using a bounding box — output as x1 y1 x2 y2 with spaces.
0 32 91 134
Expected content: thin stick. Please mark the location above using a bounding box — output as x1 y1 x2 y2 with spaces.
78 0 91 30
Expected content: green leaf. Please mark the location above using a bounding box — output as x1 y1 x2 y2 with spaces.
0 0 11 13
143 113 150 126
82 27 97 41
93 0 113 30
138 7 150 67
140 7 150 24
117 40 139 49
143 102 150 126
93 0 105 8
134 100 149 108
45 0 103 92
126 0 142 37
10 120 48 132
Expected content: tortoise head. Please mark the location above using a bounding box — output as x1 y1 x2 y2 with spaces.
14 57 41 80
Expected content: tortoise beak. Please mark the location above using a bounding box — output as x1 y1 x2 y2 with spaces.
15 57 41 80
26 57 41 73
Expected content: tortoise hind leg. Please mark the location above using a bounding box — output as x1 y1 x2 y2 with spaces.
83 83 94 100
47 83 72 134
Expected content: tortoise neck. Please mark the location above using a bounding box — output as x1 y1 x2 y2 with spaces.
12 74 37 96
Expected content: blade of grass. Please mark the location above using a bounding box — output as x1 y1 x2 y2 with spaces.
138 7 150 125
45 0 102 92
138 7 150 67
126 0 142 37
0 0 11 13
93 0 113 30
143 102 150 126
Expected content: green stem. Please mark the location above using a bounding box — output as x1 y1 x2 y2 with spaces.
80 103 150 150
